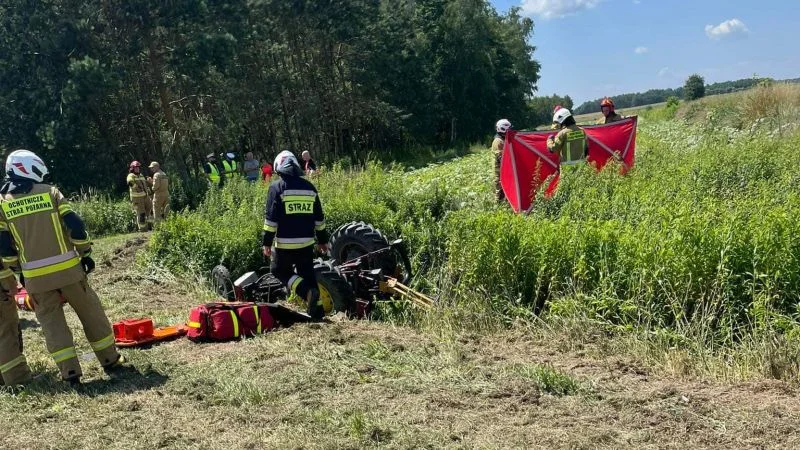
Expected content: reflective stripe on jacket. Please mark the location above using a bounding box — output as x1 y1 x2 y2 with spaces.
0 184 87 293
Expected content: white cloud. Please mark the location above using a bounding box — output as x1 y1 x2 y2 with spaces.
705 19 749 40
658 67 671 77
633 0 641 3
634 46 648 54
520 0 602 19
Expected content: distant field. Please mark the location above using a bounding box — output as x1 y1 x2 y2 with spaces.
573 102 667 124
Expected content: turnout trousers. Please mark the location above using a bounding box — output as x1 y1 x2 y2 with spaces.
152 195 169 225
0 298 31 384
270 247 323 319
29 278 119 380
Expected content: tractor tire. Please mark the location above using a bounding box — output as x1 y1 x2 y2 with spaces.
330 221 397 275
313 259 356 315
211 265 234 300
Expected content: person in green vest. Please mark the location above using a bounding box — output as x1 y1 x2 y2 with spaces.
547 108 587 167
204 153 224 188
221 152 240 179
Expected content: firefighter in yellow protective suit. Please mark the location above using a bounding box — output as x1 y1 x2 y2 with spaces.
0 150 125 386
147 161 169 225
597 97 624 124
493 119 511 203
0 265 31 385
547 108 588 167
127 161 152 232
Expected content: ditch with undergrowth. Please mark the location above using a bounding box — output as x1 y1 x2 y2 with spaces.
2 84 800 448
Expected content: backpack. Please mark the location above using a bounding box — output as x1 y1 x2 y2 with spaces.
186 302 275 342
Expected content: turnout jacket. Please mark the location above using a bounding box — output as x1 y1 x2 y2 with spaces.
262 175 328 249
0 184 91 293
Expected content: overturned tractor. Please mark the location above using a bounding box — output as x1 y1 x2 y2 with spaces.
211 221 434 318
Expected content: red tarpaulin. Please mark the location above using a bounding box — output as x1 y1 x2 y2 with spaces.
500 116 638 213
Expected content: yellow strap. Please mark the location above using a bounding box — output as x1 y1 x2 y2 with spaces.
263 224 277 232
22 256 81 278
229 311 239 338
0 268 13 278
253 305 261 334
0 355 26 373
51 346 77 363
90 334 115 352
187 320 202 328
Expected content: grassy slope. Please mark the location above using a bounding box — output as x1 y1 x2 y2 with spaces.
1 235 800 449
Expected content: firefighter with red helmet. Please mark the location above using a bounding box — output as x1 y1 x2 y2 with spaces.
598 97 624 124
127 161 152 232
0 150 126 386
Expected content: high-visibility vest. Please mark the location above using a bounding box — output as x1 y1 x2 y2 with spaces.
222 160 238 176
561 130 587 165
207 163 221 184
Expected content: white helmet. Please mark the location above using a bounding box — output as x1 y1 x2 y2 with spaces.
552 108 573 125
6 149 48 182
495 119 512 134
273 150 302 176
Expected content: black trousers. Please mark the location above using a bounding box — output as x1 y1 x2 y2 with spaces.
270 246 321 317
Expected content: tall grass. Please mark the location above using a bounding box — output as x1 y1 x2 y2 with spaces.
70 189 135 237
147 87 800 347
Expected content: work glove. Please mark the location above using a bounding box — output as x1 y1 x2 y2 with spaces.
81 256 95 274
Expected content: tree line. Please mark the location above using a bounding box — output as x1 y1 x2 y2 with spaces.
573 76 797 115
0 0 540 194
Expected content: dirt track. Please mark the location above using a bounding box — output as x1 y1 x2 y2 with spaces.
1 235 798 449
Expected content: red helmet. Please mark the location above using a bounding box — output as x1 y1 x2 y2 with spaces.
600 97 615 108
129 161 142 172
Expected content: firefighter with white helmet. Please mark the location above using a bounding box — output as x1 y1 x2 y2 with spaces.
493 119 512 203
0 150 125 386
262 151 329 320
127 160 152 231
547 108 587 166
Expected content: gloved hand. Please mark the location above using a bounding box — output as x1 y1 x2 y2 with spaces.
81 256 95 274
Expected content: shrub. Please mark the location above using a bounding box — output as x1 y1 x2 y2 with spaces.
70 190 135 236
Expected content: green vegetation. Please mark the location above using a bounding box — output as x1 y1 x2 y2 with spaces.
145 84 800 351
0 0 539 194
683 74 706 100
573 75 796 115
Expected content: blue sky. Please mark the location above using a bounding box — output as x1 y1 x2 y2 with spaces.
490 0 800 105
